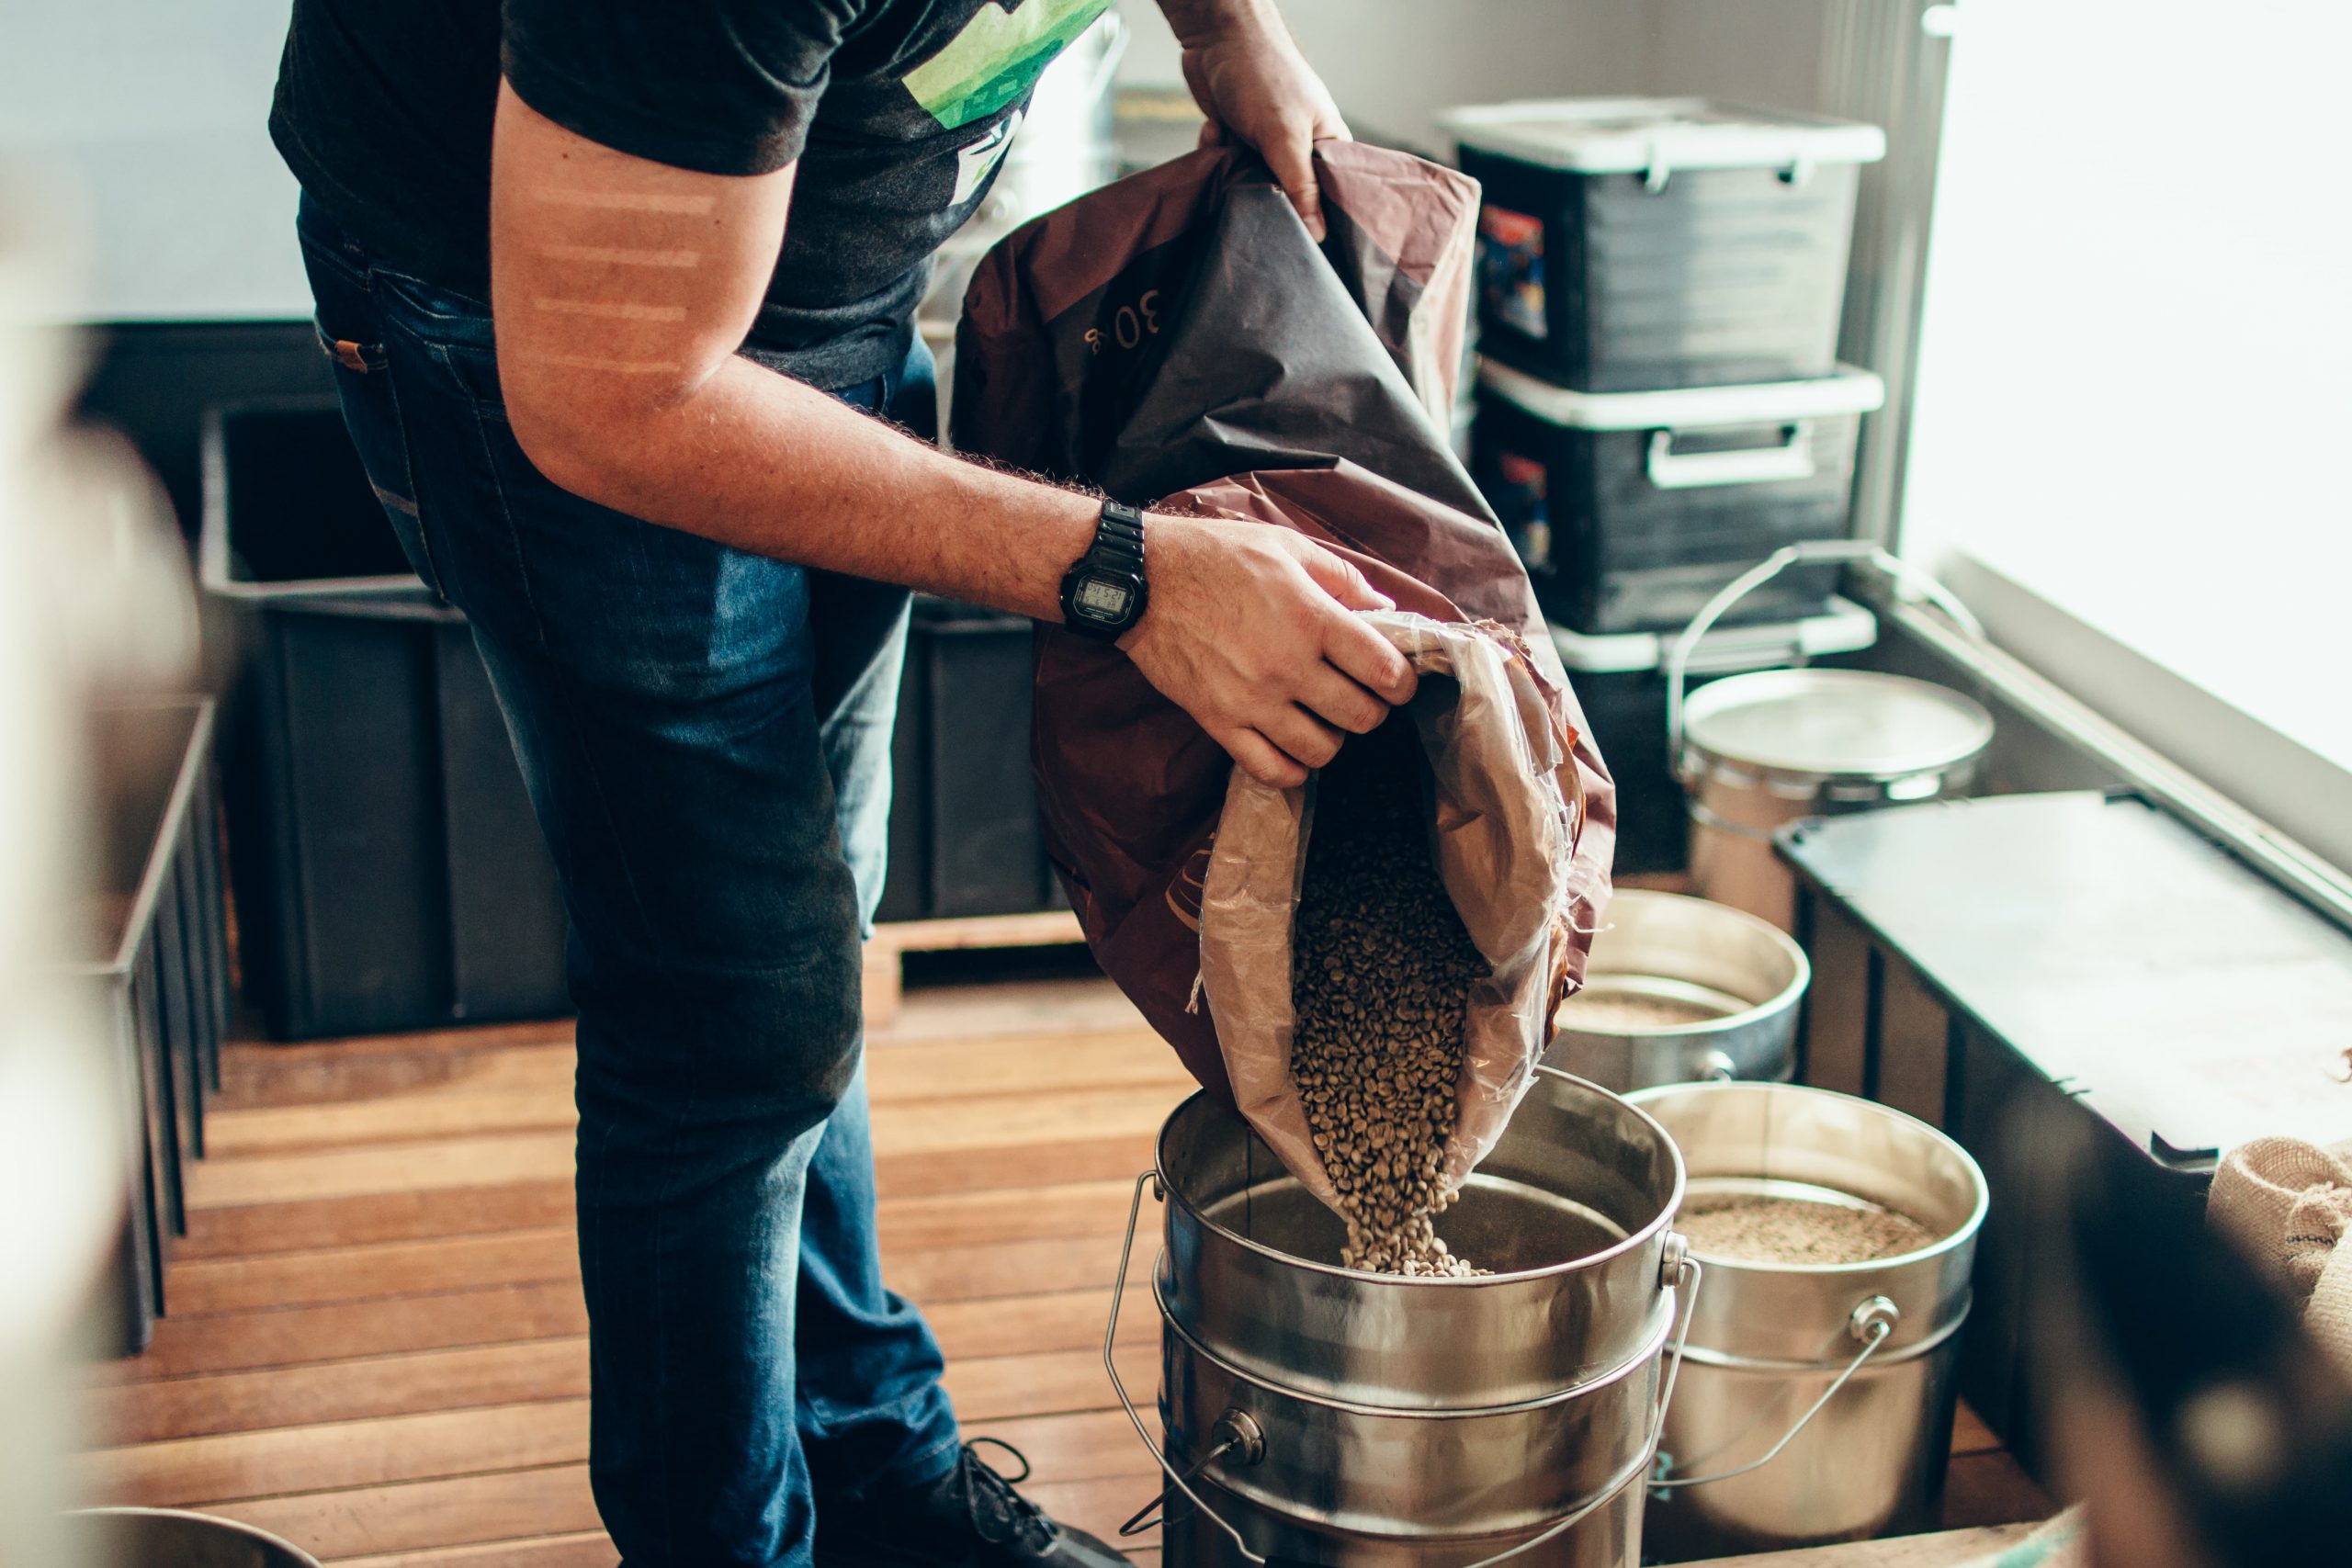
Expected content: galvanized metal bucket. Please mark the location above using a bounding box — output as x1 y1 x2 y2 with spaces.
1544 890 1809 1089
1668 543 1993 931
1113 1069 1700 1566
1626 1082 1988 1559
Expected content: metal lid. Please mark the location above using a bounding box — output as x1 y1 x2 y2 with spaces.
1682 670 1993 781
1438 96 1886 175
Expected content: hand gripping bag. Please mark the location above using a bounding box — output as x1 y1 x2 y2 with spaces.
952 141 1616 1205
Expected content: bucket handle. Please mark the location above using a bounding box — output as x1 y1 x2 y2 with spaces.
1104 1171 1705 1568
1664 541 1985 766
1651 1292 1900 1492
1106 1170 1271 1564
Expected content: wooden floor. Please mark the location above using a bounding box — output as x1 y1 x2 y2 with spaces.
76 971 2051 1566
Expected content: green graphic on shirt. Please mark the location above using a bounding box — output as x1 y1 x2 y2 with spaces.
905 0 1111 130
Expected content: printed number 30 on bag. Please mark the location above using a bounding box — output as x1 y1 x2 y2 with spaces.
1085 289 1160 355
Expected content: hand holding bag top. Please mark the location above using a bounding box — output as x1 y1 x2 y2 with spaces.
953 141 1616 1207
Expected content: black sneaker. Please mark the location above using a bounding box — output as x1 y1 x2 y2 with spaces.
813 1438 1129 1567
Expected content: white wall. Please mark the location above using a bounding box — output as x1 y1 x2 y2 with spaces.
2 0 1831 324
10 0 1660 323
1116 0 1654 152
0 0 308 322
1638 0 1835 110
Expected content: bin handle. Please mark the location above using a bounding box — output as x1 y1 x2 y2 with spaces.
1651 1293 1899 1492
1646 424 1815 491
1105 1173 1703 1567
1665 542 1985 765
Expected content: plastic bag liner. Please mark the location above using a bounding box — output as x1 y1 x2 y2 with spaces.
1204 611 1590 1206
954 141 1617 1203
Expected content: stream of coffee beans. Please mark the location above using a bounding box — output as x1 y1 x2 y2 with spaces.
1290 731 1490 1276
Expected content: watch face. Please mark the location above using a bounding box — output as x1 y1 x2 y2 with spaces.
1074 573 1134 621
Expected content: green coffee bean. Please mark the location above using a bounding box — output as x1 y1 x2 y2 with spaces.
1289 732 1489 1278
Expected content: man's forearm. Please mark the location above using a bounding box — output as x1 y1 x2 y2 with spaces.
526 355 1096 623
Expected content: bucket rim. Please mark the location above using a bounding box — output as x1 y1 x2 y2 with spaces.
1623 1080 1990 1277
64 1506 324 1566
1155 1271 1679 1417
1156 1068 1687 1288
1562 889 1812 1040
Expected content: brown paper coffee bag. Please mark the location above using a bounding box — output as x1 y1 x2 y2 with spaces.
955 141 1616 1202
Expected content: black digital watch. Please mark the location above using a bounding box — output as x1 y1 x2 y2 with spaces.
1057 501 1149 641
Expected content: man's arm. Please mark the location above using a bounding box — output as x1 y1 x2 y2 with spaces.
489 83 1410 788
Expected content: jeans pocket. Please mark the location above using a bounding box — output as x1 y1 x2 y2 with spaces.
372 271 510 414
296 208 448 599
307 321 447 600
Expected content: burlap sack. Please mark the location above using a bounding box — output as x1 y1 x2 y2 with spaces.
2208 1135 2352 1374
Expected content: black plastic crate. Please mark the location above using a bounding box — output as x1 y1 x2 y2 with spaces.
78 697 231 1355
1780 792 2352 1480
202 400 570 1040
1440 98 1883 390
878 599 1058 922
1554 601 1875 876
1475 359 1879 636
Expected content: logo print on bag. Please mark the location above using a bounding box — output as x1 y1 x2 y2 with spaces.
1084 288 1160 355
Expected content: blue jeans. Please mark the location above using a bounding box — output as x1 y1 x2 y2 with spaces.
296 197 961 1567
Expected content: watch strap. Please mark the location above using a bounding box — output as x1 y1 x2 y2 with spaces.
1094 501 1146 574
1057 501 1150 643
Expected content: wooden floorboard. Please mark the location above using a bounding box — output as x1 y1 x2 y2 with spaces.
83 1399 594 1509
924 1283 1154 1363
875 1132 1159 1201
103 1282 592 1386
80 973 2052 1563
876 1176 1139 1250
334 1534 617 1568
178 1181 577 1261
168 1228 582 1316
213 1023 575 1112
224 1464 605 1561
207 1030 1191 1158
90 1339 593 1446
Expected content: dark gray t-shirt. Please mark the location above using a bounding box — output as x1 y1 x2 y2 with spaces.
272 0 1111 389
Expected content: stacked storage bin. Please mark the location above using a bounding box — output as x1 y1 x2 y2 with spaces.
876 596 1066 922
202 400 572 1039
1441 98 1890 867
